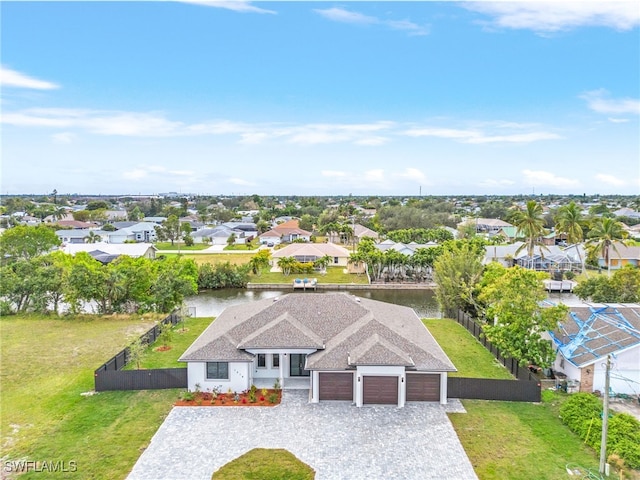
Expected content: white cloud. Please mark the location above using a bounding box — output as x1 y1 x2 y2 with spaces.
51 132 75 144
478 178 516 187
394 168 431 184
314 7 428 35
180 1 275 15
581 89 640 115
464 2 640 33
354 136 389 146
594 173 627 187
313 7 378 25
0 66 59 90
123 169 148 180
522 169 579 187
364 169 385 182
403 126 561 144
321 170 348 178
607 117 630 123
229 177 256 186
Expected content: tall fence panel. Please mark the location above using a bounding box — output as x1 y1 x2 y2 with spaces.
448 377 541 402
95 368 187 391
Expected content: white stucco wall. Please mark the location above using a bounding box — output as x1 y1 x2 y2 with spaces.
187 361 251 393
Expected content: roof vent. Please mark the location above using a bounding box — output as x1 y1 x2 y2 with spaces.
273 297 279 302
355 297 361 303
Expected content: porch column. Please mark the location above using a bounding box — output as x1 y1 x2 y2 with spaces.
440 373 448 405
279 354 284 389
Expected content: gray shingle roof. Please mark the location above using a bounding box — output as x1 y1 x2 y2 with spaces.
179 293 456 372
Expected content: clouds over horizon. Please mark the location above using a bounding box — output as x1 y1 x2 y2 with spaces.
464 2 640 33
0 65 60 90
314 7 429 36
179 0 275 15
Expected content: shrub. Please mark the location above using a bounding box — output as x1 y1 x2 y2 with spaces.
560 393 640 469
180 390 194 401
268 393 279 404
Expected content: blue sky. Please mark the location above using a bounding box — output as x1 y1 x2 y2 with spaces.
1 1 639 196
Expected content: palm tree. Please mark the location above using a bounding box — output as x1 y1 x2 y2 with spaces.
277 256 296 276
555 201 584 273
586 217 627 276
513 200 548 269
84 231 101 244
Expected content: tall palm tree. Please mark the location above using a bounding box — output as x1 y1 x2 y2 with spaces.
555 201 584 273
513 200 548 269
586 217 627 275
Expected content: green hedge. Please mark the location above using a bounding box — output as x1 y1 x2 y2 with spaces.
559 393 640 469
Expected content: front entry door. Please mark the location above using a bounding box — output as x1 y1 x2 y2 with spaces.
289 354 310 377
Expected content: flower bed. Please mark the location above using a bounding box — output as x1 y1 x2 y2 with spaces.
175 388 282 407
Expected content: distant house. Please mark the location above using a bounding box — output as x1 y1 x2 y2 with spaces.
56 229 107 244
549 304 640 395
270 243 352 270
598 243 640 270
484 242 583 272
179 293 456 407
192 225 248 245
259 219 311 245
326 224 379 245
459 218 513 236
62 242 156 259
375 240 438 256
142 216 167 225
54 220 98 229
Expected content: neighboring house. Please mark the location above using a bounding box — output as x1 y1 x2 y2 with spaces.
259 219 312 245
483 242 583 272
222 222 259 238
495 226 520 242
103 210 129 222
375 240 438 256
143 216 167 224
192 225 247 245
614 208 640 219
599 243 640 270
56 229 107 244
270 243 352 270
459 218 513 235
55 220 98 229
179 293 456 407
61 242 156 259
549 304 640 395
326 224 379 245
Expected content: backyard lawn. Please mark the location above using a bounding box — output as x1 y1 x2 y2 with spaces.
161 252 255 265
0 314 179 480
154 242 211 250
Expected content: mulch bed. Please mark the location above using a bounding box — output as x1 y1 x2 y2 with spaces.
175 389 282 407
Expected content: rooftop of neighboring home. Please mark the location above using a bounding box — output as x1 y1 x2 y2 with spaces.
549 304 640 367
61 242 156 258
375 239 438 256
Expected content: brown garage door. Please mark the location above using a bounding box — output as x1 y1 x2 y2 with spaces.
406 373 440 401
319 372 353 400
363 376 398 405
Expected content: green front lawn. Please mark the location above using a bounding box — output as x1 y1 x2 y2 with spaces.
155 242 211 250
212 448 315 480
0 314 178 479
450 391 603 480
162 253 256 265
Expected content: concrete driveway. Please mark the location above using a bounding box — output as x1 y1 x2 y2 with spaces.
127 391 477 480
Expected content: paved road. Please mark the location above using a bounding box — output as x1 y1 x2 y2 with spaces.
127 391 477 480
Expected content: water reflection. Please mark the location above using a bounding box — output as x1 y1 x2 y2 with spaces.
185 288 440 318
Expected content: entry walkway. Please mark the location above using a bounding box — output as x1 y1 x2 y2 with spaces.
127 391 477 480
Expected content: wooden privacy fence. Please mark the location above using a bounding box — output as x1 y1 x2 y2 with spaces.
94 310 188 392
448 377 540 402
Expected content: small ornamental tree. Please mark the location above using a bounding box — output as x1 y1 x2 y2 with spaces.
127 337 146 370
478 265 568 367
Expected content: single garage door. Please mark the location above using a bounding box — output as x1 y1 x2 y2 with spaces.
363 376 398 405
406 373 440 401
319 372 354 401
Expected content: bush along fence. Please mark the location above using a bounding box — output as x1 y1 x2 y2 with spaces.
446 309 541 402
94 310 188 392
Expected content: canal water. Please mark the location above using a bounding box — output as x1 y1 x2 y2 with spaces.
185 288 441 318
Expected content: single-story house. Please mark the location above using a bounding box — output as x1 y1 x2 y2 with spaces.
192 225 248 245
326 224 379 245
61 242 156 259
56 229 107 244
179 293 456 407
375 240 438 256
549 304 640 395
599 243 640 271
483 242 583 272
259 219 311 245
270 243 352 270
458 218 513 235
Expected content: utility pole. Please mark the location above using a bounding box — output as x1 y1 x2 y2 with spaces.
599 354 611 475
